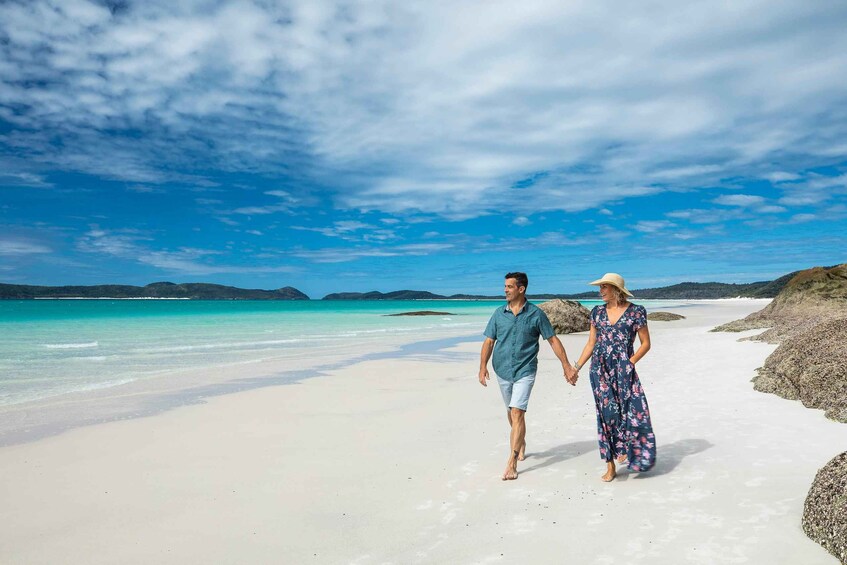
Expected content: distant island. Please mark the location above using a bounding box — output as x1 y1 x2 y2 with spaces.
0 282 310 300
321 272 798 301
0 270 800 300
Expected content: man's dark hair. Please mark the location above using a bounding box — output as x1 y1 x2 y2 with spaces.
505 272 528 289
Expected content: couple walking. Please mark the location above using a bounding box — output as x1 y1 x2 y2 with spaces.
478 271 656 482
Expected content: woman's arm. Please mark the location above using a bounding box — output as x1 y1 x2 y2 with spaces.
574 324 597 372
630 325 651 364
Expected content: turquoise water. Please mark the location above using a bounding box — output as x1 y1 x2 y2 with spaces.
0 300 496 406
0 299 614 407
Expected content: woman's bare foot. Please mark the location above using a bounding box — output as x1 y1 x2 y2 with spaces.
601 462 616 482
518 441 526 461
616 454 627 465
502 451 519 480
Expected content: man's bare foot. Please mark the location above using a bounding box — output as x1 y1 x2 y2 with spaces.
518 441 526 461
502 452 519 480
601 462 616 482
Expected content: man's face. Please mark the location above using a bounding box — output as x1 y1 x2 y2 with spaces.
504 278 524 301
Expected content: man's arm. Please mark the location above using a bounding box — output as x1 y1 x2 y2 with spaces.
479 337 495 386
548 335 578 385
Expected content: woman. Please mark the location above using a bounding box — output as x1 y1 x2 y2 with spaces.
573 273 656 482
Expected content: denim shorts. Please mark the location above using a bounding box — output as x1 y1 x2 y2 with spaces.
496 373 536 411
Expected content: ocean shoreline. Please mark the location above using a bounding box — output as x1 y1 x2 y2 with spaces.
0 298 762 447
0 328 483 448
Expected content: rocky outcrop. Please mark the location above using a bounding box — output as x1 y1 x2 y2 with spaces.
713 264 847 339
803 451 847 564
713 264 847 421
538 299 591 334
647 312 685 321
752 316 847 422
713 264 847 559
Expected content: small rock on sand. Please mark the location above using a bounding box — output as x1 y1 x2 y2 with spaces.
647 312 686 321
385 311 454 316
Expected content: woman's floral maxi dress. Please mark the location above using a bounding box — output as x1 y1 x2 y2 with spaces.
589 304 656 472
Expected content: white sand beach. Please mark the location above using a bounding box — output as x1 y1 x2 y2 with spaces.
1 299 844 564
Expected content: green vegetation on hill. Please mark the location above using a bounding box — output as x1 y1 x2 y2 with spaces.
0 268 805 300
322 290 445 300
565 275 797 300
0 282 310 300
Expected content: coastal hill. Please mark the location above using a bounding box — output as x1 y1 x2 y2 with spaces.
321 274 798 300
0 282 310 300
562 272 797 300
322 290 445 300
713 264 846 338
0 270 801 300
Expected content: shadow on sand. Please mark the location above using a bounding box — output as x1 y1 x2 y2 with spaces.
519 440 597 475
631 437 714 479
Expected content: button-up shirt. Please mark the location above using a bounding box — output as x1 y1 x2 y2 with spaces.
483 301 555 382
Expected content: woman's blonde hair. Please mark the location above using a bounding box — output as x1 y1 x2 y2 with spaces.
610 285 628 304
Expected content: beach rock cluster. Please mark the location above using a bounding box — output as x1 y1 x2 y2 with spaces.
538 299 591 334
753 315 847 422
713 263 847 559
713 264 847 423
802 451 847 564
647 311 685 321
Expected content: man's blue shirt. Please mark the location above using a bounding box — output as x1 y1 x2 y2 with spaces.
483 301 555 382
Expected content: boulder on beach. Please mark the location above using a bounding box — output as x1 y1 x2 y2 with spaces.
538 299 590 334
385 311 453 316
647 311 686 321
752 315 847 422
802 451 847 565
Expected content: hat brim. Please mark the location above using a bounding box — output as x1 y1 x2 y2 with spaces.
588 278 634 297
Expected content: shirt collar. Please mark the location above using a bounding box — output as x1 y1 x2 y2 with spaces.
503 300 530 314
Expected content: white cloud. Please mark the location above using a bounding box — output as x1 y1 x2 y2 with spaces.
765 172 801 183
0 237 52 255
788 213 817 224
757 205 787 214
292 242 453 263
75 228 296 274
634 220 675 233
665 207 745 224
231 204 294 215
127 184 164 193
0 171 53 188
712 194 766 207
1 0 846 219
512 216 531 226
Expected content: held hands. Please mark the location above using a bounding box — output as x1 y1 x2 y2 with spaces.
563 364 578 386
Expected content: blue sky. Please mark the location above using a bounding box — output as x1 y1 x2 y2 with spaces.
1 0 846 298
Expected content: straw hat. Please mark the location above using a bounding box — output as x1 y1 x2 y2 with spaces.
588 273 633 297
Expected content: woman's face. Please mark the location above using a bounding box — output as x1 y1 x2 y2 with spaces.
598 283 617 304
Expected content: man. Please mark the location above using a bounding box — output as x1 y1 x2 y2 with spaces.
479 272 578 480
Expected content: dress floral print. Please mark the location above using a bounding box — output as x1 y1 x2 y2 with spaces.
589 303 656 472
